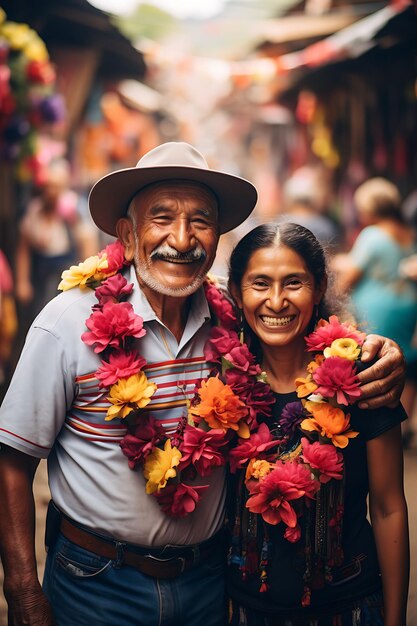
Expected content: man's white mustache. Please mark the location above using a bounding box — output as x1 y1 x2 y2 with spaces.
150 244 206 262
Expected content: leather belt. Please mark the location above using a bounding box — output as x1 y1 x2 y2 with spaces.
60 517 224 579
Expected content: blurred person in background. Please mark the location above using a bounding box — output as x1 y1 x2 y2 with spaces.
279 165 341 253
15 158 99 324
332 177 417 448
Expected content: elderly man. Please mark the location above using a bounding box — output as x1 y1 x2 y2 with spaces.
0 143 405 626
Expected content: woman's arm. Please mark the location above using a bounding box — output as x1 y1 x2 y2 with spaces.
367 424 409 626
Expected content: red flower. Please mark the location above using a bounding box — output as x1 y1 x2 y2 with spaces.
284 523 301 543
96 349 146 387
100 240 126 274
305 315 366 351
82 301 146 353
204 327 241 362
154 483 209 517
204 283 237 329
26 60 56 84
225 344 261 376
300 438 343 483
229 423 279 473
95 274 133 305
180 426 228 476
312 356 361 405
120 416 165 469
246 461 319 526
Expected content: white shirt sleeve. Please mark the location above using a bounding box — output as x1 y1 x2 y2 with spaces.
0 325 74 458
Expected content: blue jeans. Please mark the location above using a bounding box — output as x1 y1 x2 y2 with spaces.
43 532 227 626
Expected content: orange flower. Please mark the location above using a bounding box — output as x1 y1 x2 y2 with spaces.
307 354 325 374
295 376 318 398
301 401 359 448
192 375 249 438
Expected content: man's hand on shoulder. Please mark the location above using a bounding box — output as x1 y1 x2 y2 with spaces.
356 334 405 409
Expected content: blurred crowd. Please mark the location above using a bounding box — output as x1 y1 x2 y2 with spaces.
1 158 417 447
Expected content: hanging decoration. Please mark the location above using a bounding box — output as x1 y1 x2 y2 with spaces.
0 9 66 182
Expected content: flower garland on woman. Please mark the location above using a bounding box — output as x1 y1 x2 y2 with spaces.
59 239 275 518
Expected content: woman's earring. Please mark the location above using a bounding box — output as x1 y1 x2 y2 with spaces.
239 309 245 343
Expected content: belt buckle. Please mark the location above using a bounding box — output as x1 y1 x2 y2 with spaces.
146 554 186 576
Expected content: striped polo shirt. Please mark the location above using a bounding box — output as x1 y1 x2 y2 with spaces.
0 266 226 546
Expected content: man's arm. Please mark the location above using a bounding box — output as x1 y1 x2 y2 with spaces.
0 445 56 626
357 335 406 409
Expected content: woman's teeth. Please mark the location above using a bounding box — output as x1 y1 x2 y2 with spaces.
261 315 293 327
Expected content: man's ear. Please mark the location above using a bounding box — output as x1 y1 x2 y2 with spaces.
229 282 242 309
116 218 135 262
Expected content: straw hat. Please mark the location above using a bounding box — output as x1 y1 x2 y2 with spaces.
88 142 257 236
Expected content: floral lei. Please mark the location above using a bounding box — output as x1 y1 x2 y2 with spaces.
228 315 365 605
59 242 365 540
58 240 275 518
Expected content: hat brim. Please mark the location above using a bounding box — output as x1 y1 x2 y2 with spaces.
88 164 258 236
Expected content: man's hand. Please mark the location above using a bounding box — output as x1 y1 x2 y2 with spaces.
357 334 405 409
6 583 56 626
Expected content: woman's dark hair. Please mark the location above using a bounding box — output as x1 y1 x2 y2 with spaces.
228 222 346 357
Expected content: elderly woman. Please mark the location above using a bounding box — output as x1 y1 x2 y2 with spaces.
226 223 409 626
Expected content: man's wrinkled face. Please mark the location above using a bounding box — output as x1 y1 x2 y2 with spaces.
126 181 219 298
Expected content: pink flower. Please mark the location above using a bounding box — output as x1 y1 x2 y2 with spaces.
301 438 343 483
312 356 361 405
204 327 241 362
225 344 261 376
100 240 126 274
82 301 146 353
305 315 366 351
96 350 147 387
204 283 238 329
246 460 319 526
229 423 279 473
154 483 209 517
284 523 301 543
180 426 228 476
120 416 165 469
95 274 133 305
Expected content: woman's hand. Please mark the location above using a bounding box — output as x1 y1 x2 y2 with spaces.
357 334 405 409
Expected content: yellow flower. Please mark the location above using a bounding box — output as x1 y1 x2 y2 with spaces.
144 439 182 494
58 254 109 291
105 373 157 421
1 22 33 50
24 37 49 62
245 458 272 481
0 8 6 25
324 338 360 361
